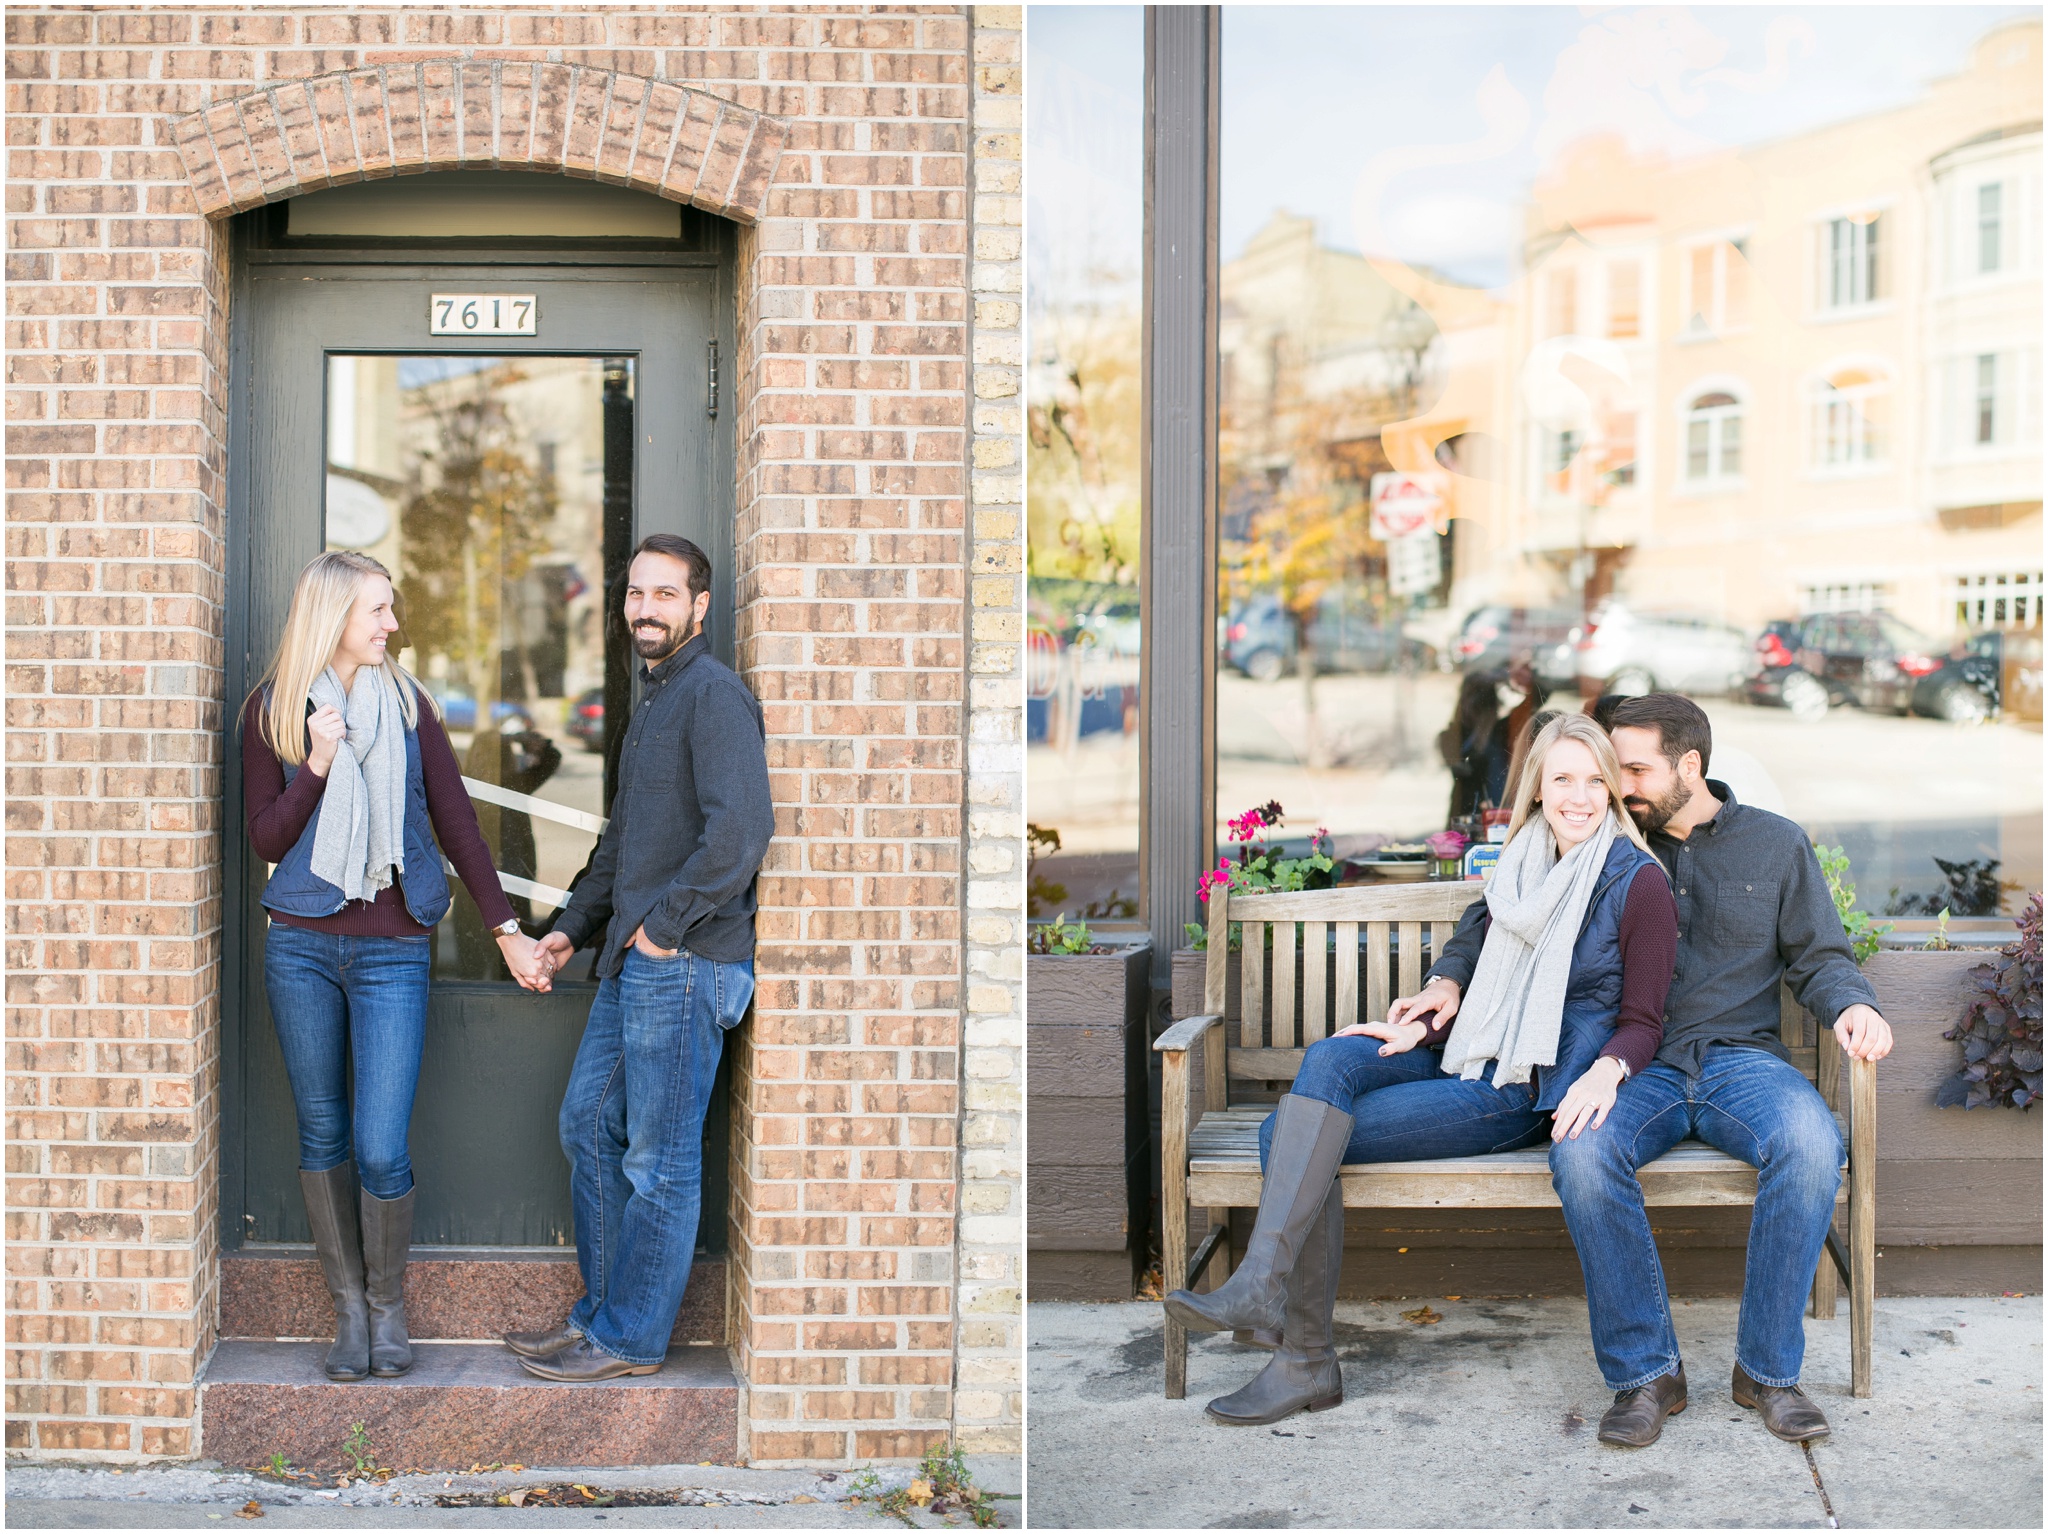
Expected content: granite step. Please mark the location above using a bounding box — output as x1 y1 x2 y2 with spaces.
220 1248 723 1346
198 1340 739 1471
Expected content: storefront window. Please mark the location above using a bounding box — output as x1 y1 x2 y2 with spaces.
1026 6 1145 924
1215 5 2042 920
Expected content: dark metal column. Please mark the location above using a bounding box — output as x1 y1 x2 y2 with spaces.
1140 5 1219 986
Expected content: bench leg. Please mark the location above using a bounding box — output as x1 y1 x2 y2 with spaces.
1162 1156 1189 1400
1850 1064 1876 1398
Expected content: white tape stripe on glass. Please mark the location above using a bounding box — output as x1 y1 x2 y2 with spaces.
460 776 608 836
443 857 574 910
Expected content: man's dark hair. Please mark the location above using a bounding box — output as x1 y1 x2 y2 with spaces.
1609 692 1713 776
630 533 712 601
1586 692 1629 731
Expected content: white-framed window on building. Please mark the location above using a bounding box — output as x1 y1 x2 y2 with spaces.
1605 260 1641 341
1531 423 1581 501
1682 388 1743 486
1819 211 1883 311
1976 353 1999 444
1809 362 1890 470
1978 181 2005 275
1943 347 2040 454
1801 580 1890 616
1954 569 2044 630
1680 237 1748 337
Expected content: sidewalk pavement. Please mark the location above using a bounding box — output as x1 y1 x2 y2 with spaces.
3 1457 1022 1529
1027 1295 2041 1529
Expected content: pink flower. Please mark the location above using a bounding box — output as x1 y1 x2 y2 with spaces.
1426 829 1470 860
1196 859 1235 904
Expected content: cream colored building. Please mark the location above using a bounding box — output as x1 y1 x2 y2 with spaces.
1475 17 2043 640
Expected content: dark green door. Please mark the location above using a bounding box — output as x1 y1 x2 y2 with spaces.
225 256 732 1247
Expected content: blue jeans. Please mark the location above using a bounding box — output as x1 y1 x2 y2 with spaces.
561 946 753 1365
1261 1035 1548 1168
1549 1046 1844 1391
262 923 431 1201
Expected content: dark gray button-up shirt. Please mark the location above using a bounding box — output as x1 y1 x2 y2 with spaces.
551 634 774 977
1427 782 1877 1077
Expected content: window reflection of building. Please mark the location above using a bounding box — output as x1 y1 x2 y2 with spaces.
1209 12 2042 913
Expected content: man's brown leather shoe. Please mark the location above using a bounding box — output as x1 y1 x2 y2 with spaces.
517 1337 662 1382
502 1324 582 1360
1597 1365 1687 1447
1732 1365 1830 1442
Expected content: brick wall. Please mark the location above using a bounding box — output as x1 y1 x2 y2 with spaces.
4 4 1004 1468
953 4 1023 1456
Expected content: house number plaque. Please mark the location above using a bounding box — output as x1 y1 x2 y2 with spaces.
428 294 538 336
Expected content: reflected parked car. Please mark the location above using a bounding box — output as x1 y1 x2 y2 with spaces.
565 687 606 752
1742 620 1830 719
1910 628 2039 724
1451 605 1578 689
1224 589 1430 682
424 681 534 736
1575 602 1751 698
1793 611 1953 716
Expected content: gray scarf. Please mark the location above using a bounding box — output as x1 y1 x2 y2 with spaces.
1439 809 1622 1088
307 666 409 904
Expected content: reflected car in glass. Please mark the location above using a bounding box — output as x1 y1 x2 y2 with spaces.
1742 619 1831 720
422 681 535 736
1575 602 1752 699
1793 611 1960 717
565 687 606 752
1224 589 1432 682
1451 605 1578 689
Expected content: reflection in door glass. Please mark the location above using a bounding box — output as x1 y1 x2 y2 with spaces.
325 354 635 981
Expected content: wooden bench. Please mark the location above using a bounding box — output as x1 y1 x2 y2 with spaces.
1155 881 1876 1399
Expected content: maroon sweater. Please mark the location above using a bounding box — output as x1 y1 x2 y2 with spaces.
241 690 516 936
1416 869 1678 1080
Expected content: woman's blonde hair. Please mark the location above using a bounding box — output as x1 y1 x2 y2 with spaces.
1503 712 1652 855
250 551 429 765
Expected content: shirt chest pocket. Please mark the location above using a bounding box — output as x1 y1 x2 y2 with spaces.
1713 879 1779 943
632 726 682 790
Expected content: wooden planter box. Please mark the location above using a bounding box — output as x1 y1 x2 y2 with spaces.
1026 942 1151 1300
1166 943 2041 1297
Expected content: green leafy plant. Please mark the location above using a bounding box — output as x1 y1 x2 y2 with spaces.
1923 909 1954 951
873 1443 998 1529
1025 823 1067 917
341 1422 377 1478
1028 913 1098 955
1939 892 2042 1111
261 1452 293 1478
1815 844 1891 963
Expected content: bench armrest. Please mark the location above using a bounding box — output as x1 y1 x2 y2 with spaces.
1155 1012 1224 1054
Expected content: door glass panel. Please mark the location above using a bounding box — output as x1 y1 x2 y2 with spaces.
325 353 635 982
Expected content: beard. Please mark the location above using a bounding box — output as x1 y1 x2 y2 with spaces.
1624 778 1692 836
630 612 698 661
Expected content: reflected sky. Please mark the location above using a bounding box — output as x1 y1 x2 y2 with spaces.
1219 5 2036 284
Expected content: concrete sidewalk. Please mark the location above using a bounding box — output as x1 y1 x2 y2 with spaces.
1026 1296 2041 1529
3 1457 1023 1530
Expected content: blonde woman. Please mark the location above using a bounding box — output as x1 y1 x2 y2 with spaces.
1165 714 1677 1427
241 551 553 1382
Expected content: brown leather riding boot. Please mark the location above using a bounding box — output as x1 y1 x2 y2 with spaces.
1597 1364 1687 1447
1732 1365 1830 1442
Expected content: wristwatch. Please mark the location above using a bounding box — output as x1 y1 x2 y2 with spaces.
491 918 521 938
1610 1055 1631 1081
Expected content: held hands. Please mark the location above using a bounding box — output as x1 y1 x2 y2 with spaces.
1551 1055 1627 1142
305 705 346 777
630 923 678 959
1833 1003 1893 1062
1333 1018 1431 1056
497 930 555 993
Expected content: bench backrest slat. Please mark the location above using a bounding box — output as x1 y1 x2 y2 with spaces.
1271 921 1298 1048
1302 920 1328 1042
1241 919 1266 1049
1334 921 1359 1034
1365 923 1391 1032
